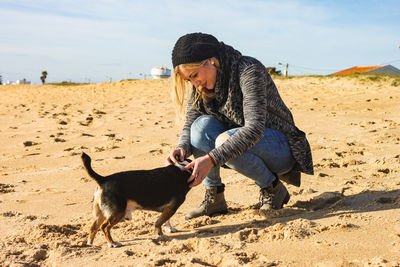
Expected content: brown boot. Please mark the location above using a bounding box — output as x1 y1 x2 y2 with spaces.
185 184 228 220
259 179 290 215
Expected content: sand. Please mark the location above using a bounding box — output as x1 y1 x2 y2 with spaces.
0 76 399 266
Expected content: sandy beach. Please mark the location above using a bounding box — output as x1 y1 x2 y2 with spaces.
0 75 399 266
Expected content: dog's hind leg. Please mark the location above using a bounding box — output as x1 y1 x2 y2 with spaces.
87 200 105 246
88 214 105 246
100 213 125 248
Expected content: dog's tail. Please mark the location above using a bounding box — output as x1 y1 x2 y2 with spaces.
81 152 105 185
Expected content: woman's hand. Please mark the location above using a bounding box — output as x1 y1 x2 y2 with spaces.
166 147 186 165
185 155 214 188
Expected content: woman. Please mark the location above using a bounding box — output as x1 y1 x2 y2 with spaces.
167 33 313 219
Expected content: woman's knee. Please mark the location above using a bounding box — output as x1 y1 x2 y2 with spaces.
191 115 219 132
215 133 230 148
190 115 222 149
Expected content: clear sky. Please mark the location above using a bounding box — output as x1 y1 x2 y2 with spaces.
1 0 399 84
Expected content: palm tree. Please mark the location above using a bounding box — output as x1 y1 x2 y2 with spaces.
40 71 47 84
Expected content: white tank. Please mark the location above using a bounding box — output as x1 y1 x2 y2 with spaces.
151 66 171 79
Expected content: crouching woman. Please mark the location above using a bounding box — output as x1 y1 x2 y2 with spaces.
166 33 314 219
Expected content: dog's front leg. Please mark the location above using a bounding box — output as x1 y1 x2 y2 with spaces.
124 210 132 221
163 220 178 233
155 205 178 237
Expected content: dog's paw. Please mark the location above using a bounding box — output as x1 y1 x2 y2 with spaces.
163 225 178 233
108 242 122 248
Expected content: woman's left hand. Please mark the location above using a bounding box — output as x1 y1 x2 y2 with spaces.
185 155 214 188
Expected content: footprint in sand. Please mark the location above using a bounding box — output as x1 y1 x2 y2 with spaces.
24 153 41 157
93 109 106 118
160 143 171 148
80 177 90 183
105 133 116 139
63 103 72 110
23 141 39 147
2 211 22 217
329 162 340 168
94 147 105 152
342 160 366 168
149 149 163 155
11 223 85 249
79 115 93 126
237 228 260 242
52 112 67 119
261 219 320 241
81 133 95 137
0 183 15 193
24 215 38 221
182 217 219 229
57 119 69 125
124 250 135 256
153 259 177 266
377 168 390 174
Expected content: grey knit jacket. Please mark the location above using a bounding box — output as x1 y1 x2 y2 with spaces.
177 56 314 175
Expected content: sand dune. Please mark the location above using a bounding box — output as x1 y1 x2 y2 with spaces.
0 76 399 266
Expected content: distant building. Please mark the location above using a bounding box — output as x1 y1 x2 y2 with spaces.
16 79 31 84
151 66 171 79
331 65 400 76
2 79 31 85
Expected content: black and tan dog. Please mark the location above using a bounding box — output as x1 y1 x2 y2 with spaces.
81 152 192 248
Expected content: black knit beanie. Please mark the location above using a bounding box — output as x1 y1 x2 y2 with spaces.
172 33 219 68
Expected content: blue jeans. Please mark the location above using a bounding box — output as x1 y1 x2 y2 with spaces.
190 115 295 188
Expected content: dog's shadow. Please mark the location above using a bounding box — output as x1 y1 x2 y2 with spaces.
118 188 400 246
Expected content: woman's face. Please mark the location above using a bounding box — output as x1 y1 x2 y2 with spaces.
178 59 217 90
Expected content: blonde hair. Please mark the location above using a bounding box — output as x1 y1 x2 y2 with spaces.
172 57 220 116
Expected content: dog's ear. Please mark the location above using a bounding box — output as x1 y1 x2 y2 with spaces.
181 158 193 174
